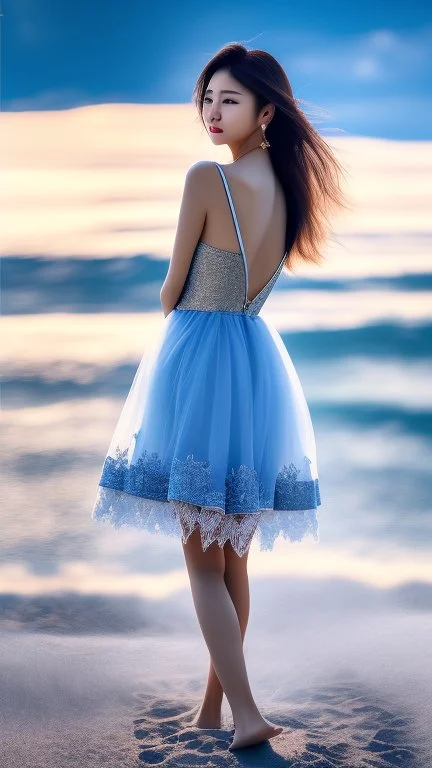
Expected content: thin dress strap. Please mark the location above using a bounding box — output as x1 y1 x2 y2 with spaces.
214 162 249 309
213 161 287 310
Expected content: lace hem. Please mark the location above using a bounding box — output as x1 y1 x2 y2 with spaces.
97 447 321 513
91 487 320 557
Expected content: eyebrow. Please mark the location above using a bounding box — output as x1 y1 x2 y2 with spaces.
204 89 243 95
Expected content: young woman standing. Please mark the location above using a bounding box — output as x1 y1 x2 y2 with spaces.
92 42 346 750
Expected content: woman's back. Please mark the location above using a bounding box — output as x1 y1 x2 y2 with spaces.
199 159 287 304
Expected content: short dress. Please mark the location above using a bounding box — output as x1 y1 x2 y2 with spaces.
91 161 321 557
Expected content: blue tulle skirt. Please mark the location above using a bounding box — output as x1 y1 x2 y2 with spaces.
91 308 321 556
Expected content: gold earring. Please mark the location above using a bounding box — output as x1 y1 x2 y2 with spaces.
260 123 270 149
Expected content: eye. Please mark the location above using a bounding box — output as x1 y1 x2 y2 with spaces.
203 97 237 104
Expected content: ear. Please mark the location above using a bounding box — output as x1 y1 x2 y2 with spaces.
261 104 275 124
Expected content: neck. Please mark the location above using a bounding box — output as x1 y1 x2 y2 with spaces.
232 145 264 162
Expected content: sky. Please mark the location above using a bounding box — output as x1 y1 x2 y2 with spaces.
3 0 432 140
1 106 431 260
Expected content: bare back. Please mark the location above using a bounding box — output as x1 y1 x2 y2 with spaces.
199 161 287 304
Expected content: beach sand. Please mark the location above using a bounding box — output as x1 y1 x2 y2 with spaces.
1 592 431 768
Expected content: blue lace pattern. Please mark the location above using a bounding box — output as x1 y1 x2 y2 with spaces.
92 447 321 556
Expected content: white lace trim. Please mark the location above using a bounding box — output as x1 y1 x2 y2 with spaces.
92 487 319 558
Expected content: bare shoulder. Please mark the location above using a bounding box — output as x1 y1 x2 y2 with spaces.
185 159 218 181
182 161 220 204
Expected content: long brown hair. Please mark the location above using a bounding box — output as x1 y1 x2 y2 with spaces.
192 43 350 273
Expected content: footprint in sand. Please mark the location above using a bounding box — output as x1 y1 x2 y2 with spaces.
130 677 427 766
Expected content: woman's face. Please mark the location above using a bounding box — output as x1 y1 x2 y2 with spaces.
203 68 259 147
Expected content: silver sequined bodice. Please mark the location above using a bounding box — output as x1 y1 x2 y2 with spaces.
175 163 287 317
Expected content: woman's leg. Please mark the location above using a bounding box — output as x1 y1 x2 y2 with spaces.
181 527 260 722
195 538 251 727
182 525 283 747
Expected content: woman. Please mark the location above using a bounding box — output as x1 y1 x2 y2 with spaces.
92 43 347 750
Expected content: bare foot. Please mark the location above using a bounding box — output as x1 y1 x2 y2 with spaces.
191 705 222 730
229 717 284 750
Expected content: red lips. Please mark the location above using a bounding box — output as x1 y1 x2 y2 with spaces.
209 126 223 133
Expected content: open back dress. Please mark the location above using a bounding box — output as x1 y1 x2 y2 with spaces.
91 161 321 557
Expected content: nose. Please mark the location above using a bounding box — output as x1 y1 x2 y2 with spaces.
208 104 220 123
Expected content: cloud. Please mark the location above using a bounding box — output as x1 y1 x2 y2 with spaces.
293 26 432 83
1 103 431 258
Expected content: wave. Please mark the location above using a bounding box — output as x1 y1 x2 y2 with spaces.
2 256 432 315
2 323 431 423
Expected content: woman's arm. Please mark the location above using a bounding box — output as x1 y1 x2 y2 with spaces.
160 161 211 317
